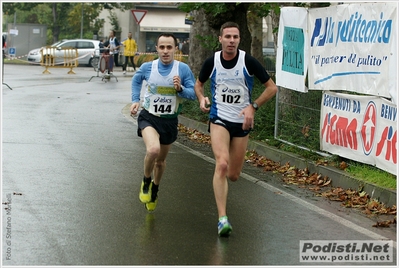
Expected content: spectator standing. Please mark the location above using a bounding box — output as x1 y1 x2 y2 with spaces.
104 30 121 72
181 38 190 55
122 32 138 75
98 38 105 54
177 38 183 51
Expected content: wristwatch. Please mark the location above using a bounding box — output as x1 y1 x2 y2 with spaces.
252 102 259 111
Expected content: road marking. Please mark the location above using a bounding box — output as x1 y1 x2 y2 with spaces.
174 141 397 249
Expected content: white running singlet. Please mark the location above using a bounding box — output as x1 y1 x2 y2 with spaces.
142 60 181 117
210 50 252 123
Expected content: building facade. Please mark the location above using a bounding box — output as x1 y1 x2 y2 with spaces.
5 23 47 57
98 3 190 53
98 3 274 54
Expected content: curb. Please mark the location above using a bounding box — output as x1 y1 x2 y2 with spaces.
177 115 397 207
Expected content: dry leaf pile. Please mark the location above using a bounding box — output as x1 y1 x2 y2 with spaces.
178 124 211 144
178 124 397 228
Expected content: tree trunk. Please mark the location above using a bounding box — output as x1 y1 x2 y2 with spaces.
227 3 251 53
247 10 264 67
188 3 251 76
188 9 218 77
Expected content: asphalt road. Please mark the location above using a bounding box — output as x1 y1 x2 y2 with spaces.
1 64 397 266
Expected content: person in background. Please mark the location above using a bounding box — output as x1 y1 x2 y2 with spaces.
122 32 138 75
181 38 190 55
194 22 278 237
2 34 6 59
130 33 196 212
99 38 105 54
177 38 183 51
104 30 121 73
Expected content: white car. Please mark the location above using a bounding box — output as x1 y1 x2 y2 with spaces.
27 39 100 67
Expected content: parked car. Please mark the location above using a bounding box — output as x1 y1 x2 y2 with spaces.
27 39 100 67
262 47 275 56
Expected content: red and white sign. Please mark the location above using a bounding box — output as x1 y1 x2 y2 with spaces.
131 9 147 25
320 91 397 175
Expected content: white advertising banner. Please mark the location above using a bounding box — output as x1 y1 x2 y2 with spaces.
276 7 308 92
320 91 397 175
308 3 397 101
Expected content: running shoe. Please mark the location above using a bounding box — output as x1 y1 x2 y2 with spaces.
145 186 158 211
218 216 232 237
139 179 152 203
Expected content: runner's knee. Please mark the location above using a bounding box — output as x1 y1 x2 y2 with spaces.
227 173 240 182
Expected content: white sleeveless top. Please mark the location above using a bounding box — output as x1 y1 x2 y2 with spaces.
109 37 119 54
211 50 251 123
142 60 182 118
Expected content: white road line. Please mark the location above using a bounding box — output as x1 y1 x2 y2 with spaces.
174 141 397 249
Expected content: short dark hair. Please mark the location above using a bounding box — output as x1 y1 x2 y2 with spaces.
219 22 240 36
156 33 178 47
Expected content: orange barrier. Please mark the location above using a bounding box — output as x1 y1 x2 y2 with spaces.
40 46 79 74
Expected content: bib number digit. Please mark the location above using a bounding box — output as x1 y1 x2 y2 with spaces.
153 104 172 114
221 94 241 104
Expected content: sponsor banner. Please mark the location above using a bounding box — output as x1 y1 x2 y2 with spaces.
308 3 397 101
276 7 308 92
300 240 394 263
320 91 397 175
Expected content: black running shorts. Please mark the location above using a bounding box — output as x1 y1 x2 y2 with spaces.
137 109 178 145
209 116 251 140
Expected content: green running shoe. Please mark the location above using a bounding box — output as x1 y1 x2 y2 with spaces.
139 179 152 203
218 216 232 237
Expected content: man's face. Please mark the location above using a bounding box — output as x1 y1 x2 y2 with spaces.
156 36 177 65
128 33 132 39
219 27 240 55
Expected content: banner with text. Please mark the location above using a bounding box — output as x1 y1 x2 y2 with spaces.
308 3 397 102
320 91 397 175
276 7 308 92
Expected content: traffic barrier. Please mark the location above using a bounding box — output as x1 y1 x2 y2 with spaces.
40 46 79 74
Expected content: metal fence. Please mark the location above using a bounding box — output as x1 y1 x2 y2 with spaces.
263 54 326 156
274 86 326 155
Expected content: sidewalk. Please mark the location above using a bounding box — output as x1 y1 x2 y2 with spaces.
177 115 397 207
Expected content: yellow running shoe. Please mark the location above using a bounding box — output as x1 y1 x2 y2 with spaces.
139 179 152 203
145 185 159 211
145 196 158 211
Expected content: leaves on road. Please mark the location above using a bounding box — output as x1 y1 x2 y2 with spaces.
178 124 211 144
178 124 397 228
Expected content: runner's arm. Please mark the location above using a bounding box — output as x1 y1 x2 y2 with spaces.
177 63 197 100
131 62 151 103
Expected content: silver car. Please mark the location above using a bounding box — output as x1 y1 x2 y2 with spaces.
27 39 100 67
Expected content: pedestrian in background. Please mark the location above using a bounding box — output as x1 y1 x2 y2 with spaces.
130 33 196 211
177 38 183 51
2 34 6 59
181 38 190 55
104 30 121 72
194 21 278 236
98 38 105 54
122 32 138 74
